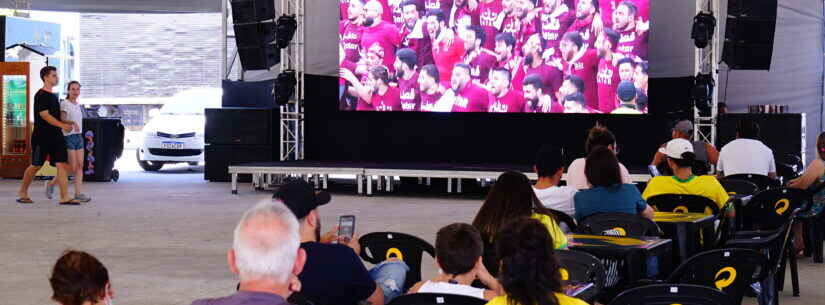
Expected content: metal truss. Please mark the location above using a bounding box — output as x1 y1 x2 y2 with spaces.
693 0 721 146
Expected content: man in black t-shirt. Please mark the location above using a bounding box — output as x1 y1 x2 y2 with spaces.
16 66 79 205
273 180 410 305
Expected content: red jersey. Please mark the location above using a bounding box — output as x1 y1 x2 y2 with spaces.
372 86 402 111
513 60 564 94
398 72 420 111
562 49 599 109
524 97 564 113
340 20 363 63
361 21 401 73
452 83 490 112
376 0 394 23
477 0 504 50
420 90 444 112
616 28 648 60
593 0 650 29
450 5 478 28
401 21 434 67
340 0 349 21
501 15 540 56
539 6 575 56
488 89 525 113
432 33 466 84
464 49 498 84
424 0 453 12
596 57 621 113
566 15 597 50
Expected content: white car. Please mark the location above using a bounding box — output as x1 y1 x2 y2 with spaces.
137 88 222 171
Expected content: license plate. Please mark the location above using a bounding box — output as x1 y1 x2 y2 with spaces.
161 141 184 149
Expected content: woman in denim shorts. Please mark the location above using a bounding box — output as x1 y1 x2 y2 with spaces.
46 81 91 202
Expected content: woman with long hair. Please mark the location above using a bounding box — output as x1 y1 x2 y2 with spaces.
50 250 114 305
566 123 633 190
573 145 654 222
788 132 825 255
488 218 587 305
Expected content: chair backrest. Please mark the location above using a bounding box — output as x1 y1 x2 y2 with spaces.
288 292 323 305
725 174 778 190
647 194 721 215
693 160 711 176
359 232 436 291
556 250 606 293
718 178 760 197
739 188 810 231
577 213 661 237
545 209 577 233
666 249 769 305
609 284 735 305
387 293 487 305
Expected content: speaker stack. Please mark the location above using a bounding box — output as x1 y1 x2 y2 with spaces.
231 0 280 70
204 108 279 181
722 0 778 70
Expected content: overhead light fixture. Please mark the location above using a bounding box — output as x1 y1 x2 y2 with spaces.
691 12 716 48
274 70 297 106
692 73 715 116
275 15 297 49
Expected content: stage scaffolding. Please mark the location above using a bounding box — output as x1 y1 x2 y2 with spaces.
694 0 722 147
221 0 305 161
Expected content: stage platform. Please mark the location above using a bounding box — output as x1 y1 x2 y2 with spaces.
228 161 652 195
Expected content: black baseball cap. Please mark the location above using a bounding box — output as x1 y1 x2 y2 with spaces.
273 180 331 219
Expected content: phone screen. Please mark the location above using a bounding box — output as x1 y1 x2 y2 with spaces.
338 215 356 243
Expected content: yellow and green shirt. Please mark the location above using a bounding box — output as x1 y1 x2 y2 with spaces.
531 213 568 249
642 175 731 214
486 293 588 305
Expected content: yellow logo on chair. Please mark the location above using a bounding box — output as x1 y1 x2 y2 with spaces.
714 267 737 290
611 227 627 236
559 268 569 281
386 248 404 261
673 206 689 213
775 199 790 215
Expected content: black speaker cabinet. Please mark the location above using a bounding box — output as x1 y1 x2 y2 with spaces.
722 0 777 70
205 107 277 145
230 0 276 23
205 144 275 182
716 113 805 160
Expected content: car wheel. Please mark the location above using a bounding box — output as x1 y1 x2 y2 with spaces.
188 162 199 166
137 150 164 171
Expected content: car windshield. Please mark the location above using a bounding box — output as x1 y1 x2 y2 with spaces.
159 88 222 115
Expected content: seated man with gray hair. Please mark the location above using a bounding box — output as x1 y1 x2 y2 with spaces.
190 201 306 305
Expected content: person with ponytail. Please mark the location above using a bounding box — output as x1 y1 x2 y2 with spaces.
487 218 588 305
50 250 114 305
573 146 654 222
566 123 634 190
787 132 825 255
642 138 733 218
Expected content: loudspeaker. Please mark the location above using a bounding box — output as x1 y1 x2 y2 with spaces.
205 144 275 182
234 22 276 48
238 45 280 70
722 0 777 70
231 0 276 23
205 107 277 145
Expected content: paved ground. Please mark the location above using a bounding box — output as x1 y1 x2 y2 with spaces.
0 151 822 305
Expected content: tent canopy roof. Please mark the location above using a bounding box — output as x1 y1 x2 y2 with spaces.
1 1 221 14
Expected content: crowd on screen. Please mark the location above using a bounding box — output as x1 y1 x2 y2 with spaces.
339 0 650 114
47 120 825 305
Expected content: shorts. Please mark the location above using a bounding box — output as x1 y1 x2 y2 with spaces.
65 134 84 150
31 140 68 166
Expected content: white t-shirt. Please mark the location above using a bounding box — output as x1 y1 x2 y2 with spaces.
565 158 633 190
417 281 486 300
718 138 776 176
533 185 577 217
59 99 83 136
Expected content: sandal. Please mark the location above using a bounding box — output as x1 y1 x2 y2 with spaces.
59 200 81 206
16 197 33 204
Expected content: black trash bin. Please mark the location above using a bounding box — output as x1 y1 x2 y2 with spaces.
82 118 125 182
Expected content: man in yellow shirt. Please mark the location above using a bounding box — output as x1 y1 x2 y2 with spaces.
642 138 733 217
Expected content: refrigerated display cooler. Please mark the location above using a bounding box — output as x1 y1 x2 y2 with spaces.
0 62 31 178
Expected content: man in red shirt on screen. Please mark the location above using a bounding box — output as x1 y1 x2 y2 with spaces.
460 25 498 85
341 65 402 111
394 48 421 111
451 63 491 112
499 0 535 54
361 1 402 74
616 56 634 82
400 0 434 67
595 27 621 113
513 33 563 93
340 0 365 63
487 67 525 113
537 0 575 59
559 31 599 110
427 9 466 85
449 0 478 29
494 33 522 83
424 0 453 12
418 64 445 111
566 0 598 50
562 92 591 113
613 1 647 59
477 0 505 50
523 74 563 113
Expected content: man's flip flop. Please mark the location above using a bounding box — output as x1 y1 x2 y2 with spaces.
16 198 33 204
59 200 81 206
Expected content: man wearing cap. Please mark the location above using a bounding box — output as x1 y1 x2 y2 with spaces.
643 138 733 218
610 80 641 114
650 120 719 171
273 180 409 305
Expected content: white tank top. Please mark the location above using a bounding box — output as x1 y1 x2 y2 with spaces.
417 281 486 300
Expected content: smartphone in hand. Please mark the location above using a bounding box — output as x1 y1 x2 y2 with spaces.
338 215 356 244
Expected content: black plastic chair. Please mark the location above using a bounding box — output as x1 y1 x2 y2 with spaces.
802 179 825 263
288 292 323 305
387 293 487 305
646 194 721 215
577 212 661 237
726 173 779 190
609 284 735 305
666 249 768 305
545 208 577 233
556 250 606 302
359 232 436 291
719 178 760 197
